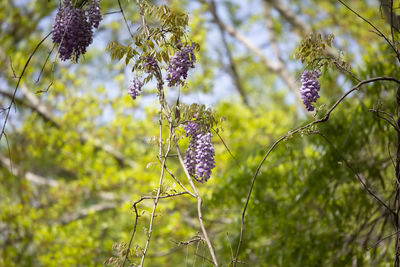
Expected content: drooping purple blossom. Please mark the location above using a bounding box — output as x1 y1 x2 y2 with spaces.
184 121 215 183
166 42 196 87
143 56 158 74
87 0 102 29
184 121 200 137
184 137 197 178
300 70 321 111
194 132 215 182
128 78 143 100
184 122 200 178
52 0 102 61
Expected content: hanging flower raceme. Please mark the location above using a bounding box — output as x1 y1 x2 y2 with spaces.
300 70 321 111
143 56 158 74
87 0 102 29
128 78 143 100
52 0 102 61
194 132 215 181
184 121 215 183
184 122 199 178
166 42 196 87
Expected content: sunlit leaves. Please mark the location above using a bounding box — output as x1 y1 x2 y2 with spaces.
106 1 191 73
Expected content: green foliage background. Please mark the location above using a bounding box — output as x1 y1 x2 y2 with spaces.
0 0 399 266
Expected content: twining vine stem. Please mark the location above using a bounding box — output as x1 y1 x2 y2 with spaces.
139 101 173 266
117 0 134 39
394 84 400 267
337 0 400 63
0 32 51 142
333 3 400 264
122 191 191 267
232 76 400 266
174 138 219 266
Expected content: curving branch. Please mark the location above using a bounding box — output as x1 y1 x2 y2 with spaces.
0 89 55 126
0 32 51 142
122 192 194 266
138 118 173 267
162 163 196 197
380 0 400 32
117 0 134 39
337 0 400 63
232 76 400 266
394 83 400 267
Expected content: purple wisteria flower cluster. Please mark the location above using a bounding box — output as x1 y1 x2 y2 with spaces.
300 70 321 111
87 0 102 28
166 43 196 87
143 56 158 74
128 78 143 100
184 122 215 183
52 0 102 61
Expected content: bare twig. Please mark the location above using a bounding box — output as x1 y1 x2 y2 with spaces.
315 131 391 211
394 84 400 267
194 252 214 265
139 114 173 266
0 32 51 142
123 191 190 267
369 108 400 132
104 10 122 15
162 163 196 197
368 229 400 250
131 192 191 209
337 0 400 62
211 127 239 166
117 0 134 39
390 0 396 48
380 0 400 33
35 43 56 84
9 57 18 78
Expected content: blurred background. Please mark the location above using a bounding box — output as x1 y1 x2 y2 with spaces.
0 0 399 266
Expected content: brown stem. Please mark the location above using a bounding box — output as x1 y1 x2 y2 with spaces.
138 106 173 266
337 0 400 63
117 0 134 39
394 85 400 267
0 32 51 142
174 139 219 266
